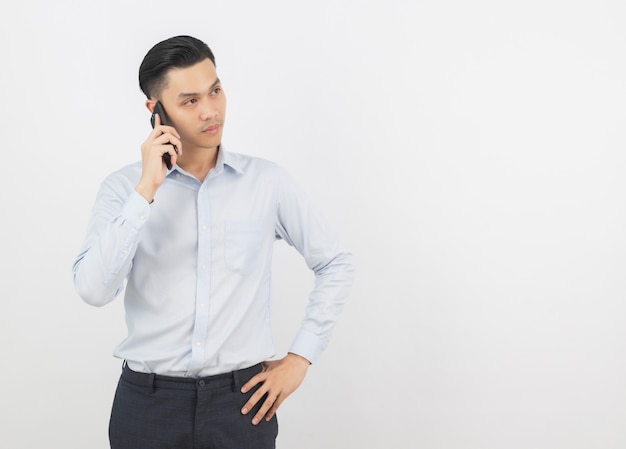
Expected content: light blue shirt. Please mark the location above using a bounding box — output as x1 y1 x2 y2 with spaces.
72 148 354 377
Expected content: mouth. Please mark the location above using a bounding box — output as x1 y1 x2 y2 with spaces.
202 124 222 135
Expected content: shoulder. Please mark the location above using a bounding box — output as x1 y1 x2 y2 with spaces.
102 161 142 182
225 151 288 178
98 161 142 195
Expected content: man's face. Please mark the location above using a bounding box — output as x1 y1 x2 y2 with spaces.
155 58 226 152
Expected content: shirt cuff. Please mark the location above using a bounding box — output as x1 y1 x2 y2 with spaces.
288 328 326 365
121 190 152 229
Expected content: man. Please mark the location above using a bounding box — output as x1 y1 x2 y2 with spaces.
72 35 354 449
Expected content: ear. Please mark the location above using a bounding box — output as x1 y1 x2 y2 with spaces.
146 99 157 113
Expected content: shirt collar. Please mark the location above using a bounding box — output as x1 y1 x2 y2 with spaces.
218 146 245 175
168 145 245 178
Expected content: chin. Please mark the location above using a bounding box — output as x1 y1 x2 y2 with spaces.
195 135 222 150
205 136 223 149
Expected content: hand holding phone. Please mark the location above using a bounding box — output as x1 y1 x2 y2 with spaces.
150 101 179 170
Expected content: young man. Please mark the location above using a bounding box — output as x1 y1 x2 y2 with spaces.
72 35 354 449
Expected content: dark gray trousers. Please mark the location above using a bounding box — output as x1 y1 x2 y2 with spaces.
109 363 278 449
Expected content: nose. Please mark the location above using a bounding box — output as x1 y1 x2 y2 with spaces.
199 100 217 121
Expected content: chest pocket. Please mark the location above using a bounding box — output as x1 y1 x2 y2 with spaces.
224 221 265 275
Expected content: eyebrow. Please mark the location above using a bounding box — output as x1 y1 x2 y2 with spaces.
177 78 221 99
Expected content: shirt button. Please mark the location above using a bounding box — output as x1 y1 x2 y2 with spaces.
198 380 205 387
202 265 207 271
201 225 207 231
139 215 145 221
196 341 201 346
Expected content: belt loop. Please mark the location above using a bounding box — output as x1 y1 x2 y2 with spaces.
232 369 240 392
148 373 156 394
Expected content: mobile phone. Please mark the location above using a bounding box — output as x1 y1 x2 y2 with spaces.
150 101 179 170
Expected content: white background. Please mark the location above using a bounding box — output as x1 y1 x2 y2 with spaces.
1 1 626 448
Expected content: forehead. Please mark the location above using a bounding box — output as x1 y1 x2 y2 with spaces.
162 58 218 95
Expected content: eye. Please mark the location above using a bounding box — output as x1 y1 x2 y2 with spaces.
211 87 222 96
183 98 198 106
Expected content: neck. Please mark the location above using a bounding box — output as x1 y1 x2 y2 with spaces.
177 146 219 182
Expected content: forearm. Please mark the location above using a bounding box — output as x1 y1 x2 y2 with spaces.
289 249 355 363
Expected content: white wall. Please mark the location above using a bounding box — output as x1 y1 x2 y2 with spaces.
2 1 626 448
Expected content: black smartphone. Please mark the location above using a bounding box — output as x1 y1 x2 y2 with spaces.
150 101 179 170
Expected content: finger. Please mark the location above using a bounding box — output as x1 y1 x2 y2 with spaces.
252 394 280 425
161 145 178 159
241 373 265 394
150 116 181 143
152 134 182 155
168 146 179 167
148 143 176 166
241 382 269 416
167 143 182 168
153 131 181 146
152 113 180 139
152 121 181 142
265 396 285 421
159 125 181 140
261 396 282 423
168 134 182 154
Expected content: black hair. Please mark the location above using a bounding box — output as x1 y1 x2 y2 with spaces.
139 35 216 99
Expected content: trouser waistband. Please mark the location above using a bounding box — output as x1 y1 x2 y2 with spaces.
121 362 263 392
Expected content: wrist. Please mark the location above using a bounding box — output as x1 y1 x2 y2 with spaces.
135 183 156 204
287 352 311 366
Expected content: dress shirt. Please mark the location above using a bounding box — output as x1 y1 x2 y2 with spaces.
72 147 354 377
